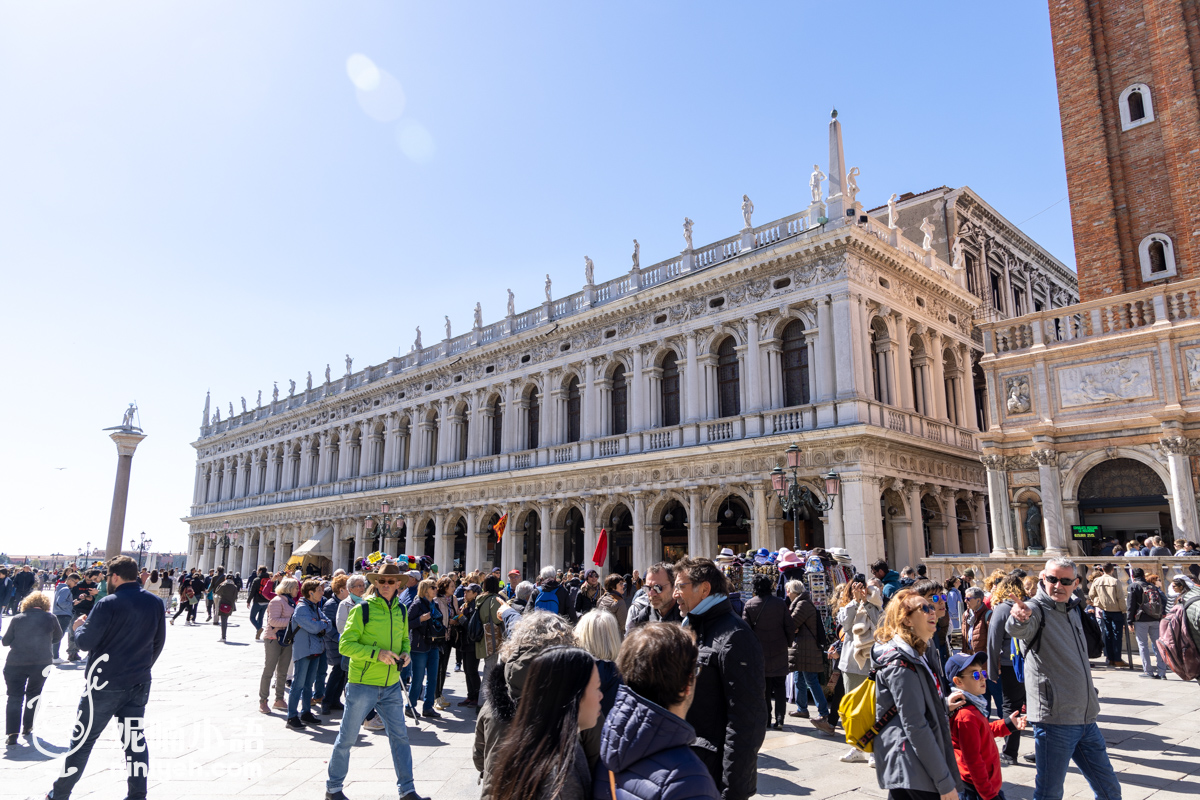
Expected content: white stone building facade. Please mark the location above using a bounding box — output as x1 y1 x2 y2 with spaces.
183 118 1074 578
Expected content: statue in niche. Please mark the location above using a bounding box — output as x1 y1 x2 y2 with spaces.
507 289 515 317
632 240 640 269
741 195 754 229
846 168 860 204
545 274 552 302
809 164 826 203
951 237 966 271
288 379 296 396
445 316 452 339
241 397 248 414
474 302 483 329
273 382 279 402
683 217 694 250
121 403 137 428
1006 377 1031 414
256 390 262 408
345 354 353 375
887 193 899 229
306 372 313 391
1024 502 1043 549
920 217 935 251
1187 349 1200 390
584 256 594 285
325 364 331 383
414 326 423 351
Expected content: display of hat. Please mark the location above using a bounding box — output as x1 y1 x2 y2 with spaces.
828 547 853 564
716 547 737 563
777 551 804 568
366 563 404 585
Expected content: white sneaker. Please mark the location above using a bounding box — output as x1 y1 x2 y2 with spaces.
868 755 876 768
840 748 868 763
52 658 67 665
362 716 385 731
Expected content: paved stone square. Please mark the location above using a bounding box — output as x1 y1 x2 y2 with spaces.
3 607 1199 800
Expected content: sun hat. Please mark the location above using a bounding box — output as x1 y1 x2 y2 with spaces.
366 563 404 586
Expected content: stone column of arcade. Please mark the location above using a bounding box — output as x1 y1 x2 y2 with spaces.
103 405 147 560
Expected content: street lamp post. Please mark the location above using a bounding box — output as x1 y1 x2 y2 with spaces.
209 521 237 571
770 444 840 550
130 531 153 569
363 500 399 555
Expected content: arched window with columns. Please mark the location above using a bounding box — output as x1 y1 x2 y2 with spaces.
869 318 894 405
661 352 680 427
611 364 628 435
716 336 740 418
489 396 503 456
781 320 810 407
527 388 540 450
567 376 582 442
909 333 930 417
942 347 962 426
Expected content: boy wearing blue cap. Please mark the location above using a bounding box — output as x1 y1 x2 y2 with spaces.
946 651 1026 800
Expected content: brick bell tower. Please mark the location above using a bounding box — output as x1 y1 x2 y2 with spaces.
1048 0 1200 302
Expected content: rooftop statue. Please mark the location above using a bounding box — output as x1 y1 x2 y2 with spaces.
584 256 594 285
545 274 552 302
741 195 754 229
683 217 694 250
121 403 137 428
507 289 515 317
846 167 860 204
445 315 452 339
920 217 935 251
887 193 899 229
810 164 826 204
345 354 353 375
474 302 483 329
632 240 639 269
414 326 423 351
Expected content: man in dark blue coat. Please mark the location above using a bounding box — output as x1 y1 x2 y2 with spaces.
48 556 166 800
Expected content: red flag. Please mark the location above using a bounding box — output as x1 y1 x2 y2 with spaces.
592 528 608 567
493 512 508 542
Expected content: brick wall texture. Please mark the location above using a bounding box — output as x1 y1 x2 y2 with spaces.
1049 0 1200 301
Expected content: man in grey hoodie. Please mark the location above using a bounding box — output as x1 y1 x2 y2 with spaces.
1007 558 1121 800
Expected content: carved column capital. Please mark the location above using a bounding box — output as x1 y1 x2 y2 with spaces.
1031 448 1059 467
1159 436 1190 455
980 454 1006 470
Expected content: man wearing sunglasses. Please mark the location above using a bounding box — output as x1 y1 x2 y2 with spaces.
626 562 682 633
1007 558 1120 800
326 562 426 800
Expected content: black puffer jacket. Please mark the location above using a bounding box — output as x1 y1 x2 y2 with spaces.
685 597 766 800
743 594 794 678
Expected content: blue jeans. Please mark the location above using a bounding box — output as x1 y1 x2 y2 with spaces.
1032 722 1121 800
249 601 268 632
312 652 328 698
793 671 829 718
1101 611 1125 663
409 648 440 713
962 787 1007 800
288 655 321 718
985 677 1004 720
327 680 416 795
51 682 151 800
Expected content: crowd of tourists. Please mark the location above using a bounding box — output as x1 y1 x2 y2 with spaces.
2 546 1200 800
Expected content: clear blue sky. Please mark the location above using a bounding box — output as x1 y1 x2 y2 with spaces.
0 1 1073 560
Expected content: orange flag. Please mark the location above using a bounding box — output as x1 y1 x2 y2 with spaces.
493 512 508 542
592 528 608 567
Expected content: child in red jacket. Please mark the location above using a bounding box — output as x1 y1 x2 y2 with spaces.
946 651 1026 800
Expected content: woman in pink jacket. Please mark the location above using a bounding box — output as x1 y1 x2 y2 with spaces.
259 578 298 714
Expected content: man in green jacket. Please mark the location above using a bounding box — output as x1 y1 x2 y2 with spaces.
325 563 426 800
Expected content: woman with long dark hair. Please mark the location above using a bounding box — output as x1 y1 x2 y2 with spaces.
486 646 602 800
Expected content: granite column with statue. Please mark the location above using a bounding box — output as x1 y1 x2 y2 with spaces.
104 406 147 560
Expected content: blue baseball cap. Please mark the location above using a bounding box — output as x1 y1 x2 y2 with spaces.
945 650 987 678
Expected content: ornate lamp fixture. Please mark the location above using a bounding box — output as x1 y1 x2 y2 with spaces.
770 444 840 521
363 500 398 553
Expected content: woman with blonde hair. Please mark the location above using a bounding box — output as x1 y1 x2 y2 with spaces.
871 589 961 800
259 577 298 714
407 577 444 719
2 591 62 745
576 609 623 716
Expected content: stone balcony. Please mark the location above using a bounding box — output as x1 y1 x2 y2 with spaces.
188 397 980 519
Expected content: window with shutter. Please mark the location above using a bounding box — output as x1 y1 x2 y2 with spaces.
527 390 540 450
781 321 810 407
661 352 680 426
611 365 628 435
491 397 502 456
567 377 582 442
717 337 740 418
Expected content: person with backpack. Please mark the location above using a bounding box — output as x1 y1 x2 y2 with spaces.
213 572 239 643
247 566 272 640
595 574 629 634
456 583 482 708
1087 563 1129 667
1007 558 1120 800
785 578 835 735
870 588 962 800
475 575 507 697
528 565 578 624
744 574 794 731
1126 567 1167 679
259 578 297 714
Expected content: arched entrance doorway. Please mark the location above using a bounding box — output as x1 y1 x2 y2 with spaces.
452 518 467 572
523 512 541 579
716 496 751 556
1077 458 1170 556
660 500 688 564
607 505 633 576
563 508 584 571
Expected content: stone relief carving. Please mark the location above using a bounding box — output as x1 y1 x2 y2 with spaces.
1030 448 1058 467
1058 357 1153 407
1158 436 1190 456
1185 348 1200 391
1005 376 1031 414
